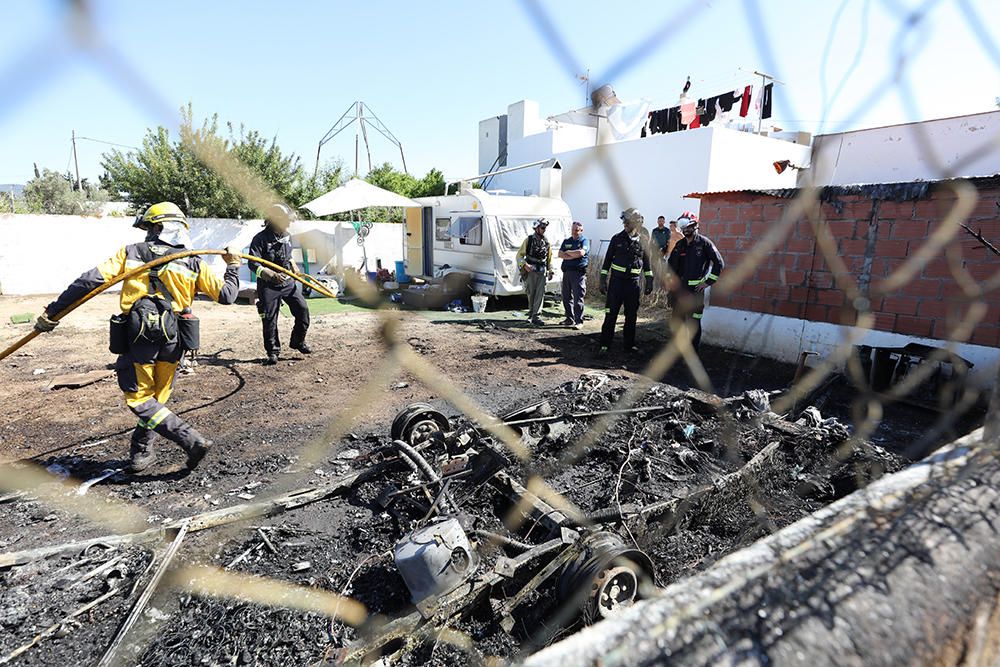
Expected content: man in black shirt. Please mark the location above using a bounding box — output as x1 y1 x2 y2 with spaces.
598 208 653 354
248 204 311 365
666 212 724 352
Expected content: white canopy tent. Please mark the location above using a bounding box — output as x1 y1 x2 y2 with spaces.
300 178 422 273
301 177 421 217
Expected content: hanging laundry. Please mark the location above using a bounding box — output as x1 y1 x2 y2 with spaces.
717 91 738 113
680 101 697 125
688 114 701 129
762 83 773 119
739 85 752 117
702 95 720 125
666 107 682 133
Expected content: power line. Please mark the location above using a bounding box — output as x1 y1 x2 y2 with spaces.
76 136 139 150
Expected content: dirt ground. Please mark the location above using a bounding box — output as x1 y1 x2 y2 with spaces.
0 291 986 665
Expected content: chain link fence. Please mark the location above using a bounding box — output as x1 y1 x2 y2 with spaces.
1 1 999 665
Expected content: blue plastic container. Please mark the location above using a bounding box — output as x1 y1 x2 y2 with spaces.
395 260 410 283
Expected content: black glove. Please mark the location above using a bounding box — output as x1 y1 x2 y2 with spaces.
34 313 59 332
599 275 608 295
644 276 653 296
259 267 288 285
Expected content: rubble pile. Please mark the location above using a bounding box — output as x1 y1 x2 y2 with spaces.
0 374 903 666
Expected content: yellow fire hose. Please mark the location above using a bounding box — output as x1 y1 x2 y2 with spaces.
0 250 338 363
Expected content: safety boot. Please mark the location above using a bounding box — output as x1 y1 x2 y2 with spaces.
174 425 212 470
264 353 279 365
128 426 157 473
290 341 312 354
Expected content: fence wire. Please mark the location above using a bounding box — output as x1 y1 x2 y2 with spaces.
1 1 999 665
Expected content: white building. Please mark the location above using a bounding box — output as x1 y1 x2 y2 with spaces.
478 98 812 243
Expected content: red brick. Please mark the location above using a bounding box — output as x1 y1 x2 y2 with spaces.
916 300 954 318
879 296 919 316
716 236 738 251
839 239 868 256
779 254 799 270
922 259 954 279
872 312 897 332
803 303 830 322
874 240 908 258
747 298 769 314
899 279 942 298
789 286 810 302
896 315 934 337
741 282 765 298
764 285 790 300
826 221 857 238
719 207 739 222
878 201 914 219
807 272 834 289
784 238 813 254
815 290 846 307
913 200 940 220
889 220 930 240
757 268 780 283
970 327 999 348
785 270 806 286
739 206 764 222
774 301 801 318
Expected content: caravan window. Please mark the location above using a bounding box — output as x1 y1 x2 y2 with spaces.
454 217 483 246
435 218 452 241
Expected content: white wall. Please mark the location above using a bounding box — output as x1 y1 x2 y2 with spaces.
485 119 808 244
703 306 1000 389
808 110 1000 186
294 222 404 275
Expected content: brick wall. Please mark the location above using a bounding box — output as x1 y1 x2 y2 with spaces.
698 187 1000 349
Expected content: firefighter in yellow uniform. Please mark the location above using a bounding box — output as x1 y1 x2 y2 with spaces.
35 202 242 473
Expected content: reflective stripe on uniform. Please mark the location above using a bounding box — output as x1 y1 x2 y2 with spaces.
630 267 641 275
600 269 609 275
610 263 628 273
146 407 172 429
255 266 264 279
692 313 703 319
707 273 719 281
688 278 704 286
160 262 198 281
643 271 653 277
125 259 144 270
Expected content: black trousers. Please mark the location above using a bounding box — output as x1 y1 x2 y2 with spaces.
670 289 705 351
257 279 310 355
599 276 640 349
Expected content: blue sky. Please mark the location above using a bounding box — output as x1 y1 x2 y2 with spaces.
1 0 999 187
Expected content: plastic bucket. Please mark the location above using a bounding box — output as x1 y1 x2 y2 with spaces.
395 260 410 284
471 294 488 313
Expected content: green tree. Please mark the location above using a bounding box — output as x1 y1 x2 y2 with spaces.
100 104 344 218
22 169 108 215
352 163 447 223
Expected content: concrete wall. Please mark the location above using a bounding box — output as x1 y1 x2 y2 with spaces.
808 110 1000 186
696 187 1000 386
0 214 404 295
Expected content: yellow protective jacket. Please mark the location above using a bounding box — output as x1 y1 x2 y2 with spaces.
46 242 240 316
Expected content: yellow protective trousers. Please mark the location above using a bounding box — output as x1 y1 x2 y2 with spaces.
115 338 195 444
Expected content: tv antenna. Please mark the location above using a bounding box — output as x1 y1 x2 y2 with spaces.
314 101 408 179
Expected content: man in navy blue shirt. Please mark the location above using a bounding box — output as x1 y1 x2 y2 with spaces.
558 221 590 329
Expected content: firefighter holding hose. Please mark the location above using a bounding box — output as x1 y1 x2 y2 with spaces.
34 202 242 473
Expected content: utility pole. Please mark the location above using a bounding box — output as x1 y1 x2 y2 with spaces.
71 130 82 191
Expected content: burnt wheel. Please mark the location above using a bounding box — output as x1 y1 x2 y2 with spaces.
390 403 450 446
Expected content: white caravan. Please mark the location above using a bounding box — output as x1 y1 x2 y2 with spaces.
404 190 572 296
403 160 573 296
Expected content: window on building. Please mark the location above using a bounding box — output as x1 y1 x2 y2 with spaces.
435 218 452 241
597 202 608 219
454 216 483 246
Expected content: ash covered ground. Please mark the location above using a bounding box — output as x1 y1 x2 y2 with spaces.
1 372 906 666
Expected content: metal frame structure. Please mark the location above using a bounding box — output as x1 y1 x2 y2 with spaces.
314 101 408 178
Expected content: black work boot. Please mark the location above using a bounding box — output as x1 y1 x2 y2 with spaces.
264 352 279 365
177 426 211 470
290 341 312 354
128 426 157 473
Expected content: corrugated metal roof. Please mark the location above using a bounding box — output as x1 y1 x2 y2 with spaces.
685 174 1000 201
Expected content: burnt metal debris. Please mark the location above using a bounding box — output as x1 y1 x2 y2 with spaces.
0 373 903 666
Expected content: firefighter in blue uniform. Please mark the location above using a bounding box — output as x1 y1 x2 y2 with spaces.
666 212 724 351
248 204 311 365
598 208 653 354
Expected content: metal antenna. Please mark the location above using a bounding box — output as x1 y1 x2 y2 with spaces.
314 101 408 179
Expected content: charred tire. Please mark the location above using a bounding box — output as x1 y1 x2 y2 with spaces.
390 403 450 446
557 531 654 623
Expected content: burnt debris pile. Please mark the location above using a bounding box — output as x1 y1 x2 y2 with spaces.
0 373 903 666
